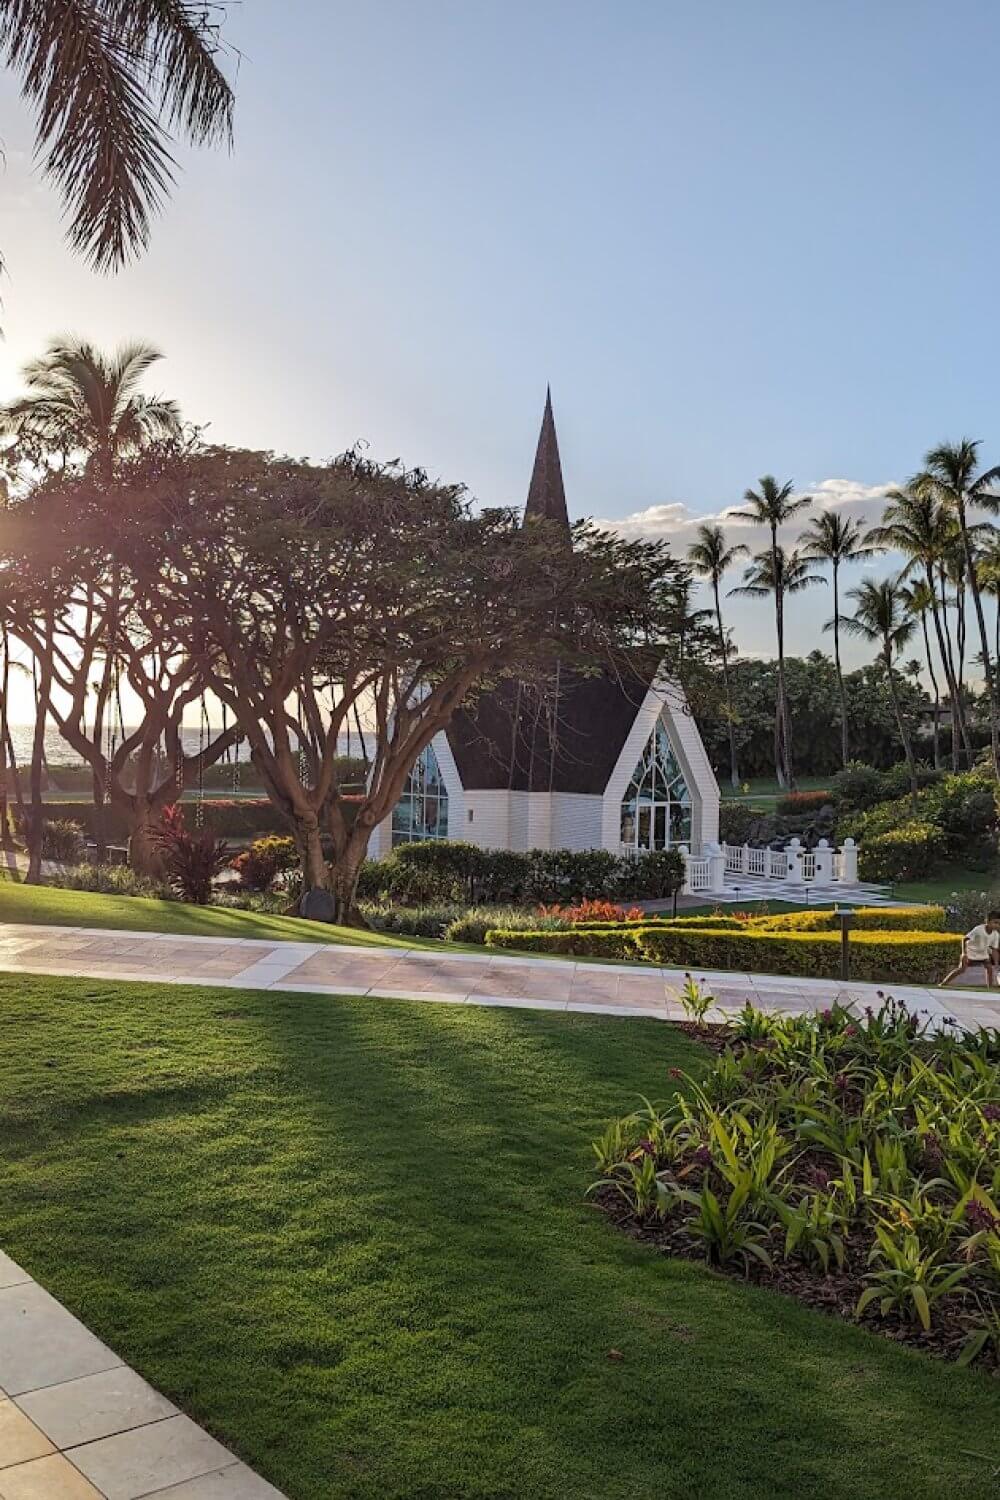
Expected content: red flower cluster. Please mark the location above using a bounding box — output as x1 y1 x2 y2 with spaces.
537 898 645 925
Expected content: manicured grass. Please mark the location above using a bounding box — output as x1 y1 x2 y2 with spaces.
0 880 439 949
720 775 831 806
895 861 1000 906
0 974 995 1499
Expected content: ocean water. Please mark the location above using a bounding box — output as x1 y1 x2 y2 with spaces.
6 726 372 767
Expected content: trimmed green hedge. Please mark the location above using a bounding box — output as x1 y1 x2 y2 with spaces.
753 904 945 933
485 922 960 984
34 798 287 842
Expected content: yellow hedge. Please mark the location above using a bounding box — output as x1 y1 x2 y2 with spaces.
485 923 959 984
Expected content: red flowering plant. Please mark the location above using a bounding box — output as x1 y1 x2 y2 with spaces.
536 898 645 925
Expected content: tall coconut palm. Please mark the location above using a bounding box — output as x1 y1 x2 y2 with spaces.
688 523 748 788
900 579 942 769
730 477 812 787
866 483 969 769
0 1 234 272
0 339 181 479
800 511 876 767
918 440 1000 774
841 579 919 809
729 545 824 786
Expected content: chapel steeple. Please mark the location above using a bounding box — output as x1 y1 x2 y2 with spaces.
524 386 570 532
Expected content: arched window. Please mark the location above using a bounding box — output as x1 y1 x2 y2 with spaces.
391 741 449 845
619 721 692 850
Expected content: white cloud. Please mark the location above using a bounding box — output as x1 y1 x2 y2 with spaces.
595 478 897 556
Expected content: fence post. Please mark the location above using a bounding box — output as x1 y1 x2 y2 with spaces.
840 837 858 884
707 841 726 894
787 835 803 883
679 844 693 896
740 842 750 876
814 837 833 883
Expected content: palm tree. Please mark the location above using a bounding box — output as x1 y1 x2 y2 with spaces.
0 2 234 272
866 483 969 769
918 440 1000 774
688 523 748 788
730 546 825 787
0 339 181 480
800 512 876 767
730 477 812 787
900 579 942 769
841 579 919 809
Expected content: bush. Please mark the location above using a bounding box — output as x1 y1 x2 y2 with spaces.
153 804 232 905
44 863 175 900
632 925 958 984
230 835 297 891
28 797 290 843
485 927 642 960
538 898 645 924
40 817 86 863
858 823 946 883
362 903 463 939
361 843 685 907
753 904 945 933
833 761 943 814
487 921 960 983
718 802 757 845
611 848 685 901
443 907 570 944
775 790 832 817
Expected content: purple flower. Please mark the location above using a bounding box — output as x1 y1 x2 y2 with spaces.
636 1138 656 1157
982 1103 1000 1123
965 1201 998 1233
833 1072 850 1091
844 1024 858 1038
668 1067 683 1080
693 1145 712 1168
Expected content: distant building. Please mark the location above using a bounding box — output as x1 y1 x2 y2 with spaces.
372 391 719 857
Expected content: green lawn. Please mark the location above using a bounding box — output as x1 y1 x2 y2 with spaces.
0 880 434 949
894 861 1000 906
0 973 996 1500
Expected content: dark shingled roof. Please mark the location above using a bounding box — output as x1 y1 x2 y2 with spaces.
523 386 570 530
447 391 650 794
447 661 656 794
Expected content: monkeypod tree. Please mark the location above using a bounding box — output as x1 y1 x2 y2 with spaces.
120 446 699 924
0 467 236 874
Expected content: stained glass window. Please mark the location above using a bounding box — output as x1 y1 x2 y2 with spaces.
391 741 449 845
619 721 692 850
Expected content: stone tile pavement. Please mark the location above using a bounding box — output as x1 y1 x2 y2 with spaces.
3 922 1000 1033
0 1253 284 1498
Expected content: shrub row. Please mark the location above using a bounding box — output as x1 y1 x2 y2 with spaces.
857 822 947 883
484 923 959 983
774 789 832 816
30 798 288 842
358 841 685 906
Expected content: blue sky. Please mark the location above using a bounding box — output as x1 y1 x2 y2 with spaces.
1 0 998 684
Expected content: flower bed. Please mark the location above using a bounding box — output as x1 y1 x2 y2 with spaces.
590 997 1000 1368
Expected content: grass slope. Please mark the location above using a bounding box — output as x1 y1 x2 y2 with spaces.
0 974 995 1500
0 880 430 949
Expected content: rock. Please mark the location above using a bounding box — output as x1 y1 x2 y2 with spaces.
299 886 336 922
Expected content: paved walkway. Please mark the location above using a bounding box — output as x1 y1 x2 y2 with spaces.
3 922 1000 1032
0 1251 284 1498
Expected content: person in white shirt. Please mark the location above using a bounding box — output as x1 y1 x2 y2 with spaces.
940 910 1000 988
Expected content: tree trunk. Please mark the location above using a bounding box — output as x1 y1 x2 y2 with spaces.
920 610 941 771
712 578 740 788
831 560 849 766
957 499 999 775
128 800 167 876
771 528 789 788
329 842 369 927
886 654 918 814
927 567 965 770
0 627 9 850
292 810 331 915
26 610 54 884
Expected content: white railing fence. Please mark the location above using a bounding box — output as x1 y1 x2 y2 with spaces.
677 837 859 896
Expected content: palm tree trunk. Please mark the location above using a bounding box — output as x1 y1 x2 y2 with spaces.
885 651 918 814
27 608 54 883
831 559 849 766
771 526 790 788
957 499 1000 775
712 578 740 788
920 610 941 770
930 565 968 769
